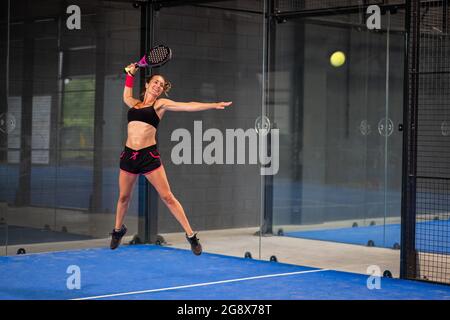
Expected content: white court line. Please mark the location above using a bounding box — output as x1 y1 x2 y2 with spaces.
72 268 330 300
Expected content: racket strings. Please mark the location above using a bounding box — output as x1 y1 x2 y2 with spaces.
149 47 170 64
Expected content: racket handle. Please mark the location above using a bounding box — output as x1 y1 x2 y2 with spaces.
123 63 138 75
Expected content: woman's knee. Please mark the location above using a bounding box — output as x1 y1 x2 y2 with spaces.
160 192 176 205
118 194 132 205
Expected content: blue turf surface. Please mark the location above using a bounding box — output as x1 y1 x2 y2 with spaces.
0 245 449 300
286 220 450 253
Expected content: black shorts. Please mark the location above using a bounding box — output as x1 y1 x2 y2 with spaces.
119 145 162 176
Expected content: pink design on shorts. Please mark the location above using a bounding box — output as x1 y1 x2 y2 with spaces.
149 151 160 159
130 151 139 160
120 151 125 159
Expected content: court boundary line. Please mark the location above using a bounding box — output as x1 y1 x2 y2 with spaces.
72 268 330 300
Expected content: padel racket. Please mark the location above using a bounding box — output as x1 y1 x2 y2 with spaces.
124 45 172 75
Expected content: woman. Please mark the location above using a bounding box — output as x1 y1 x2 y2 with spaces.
110 63 232 256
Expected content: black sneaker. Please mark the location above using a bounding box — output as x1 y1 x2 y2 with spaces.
110 224 127 250
186 233 202 256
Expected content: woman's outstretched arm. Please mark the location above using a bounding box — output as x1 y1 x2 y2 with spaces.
123 63 141 108
159 98 232 112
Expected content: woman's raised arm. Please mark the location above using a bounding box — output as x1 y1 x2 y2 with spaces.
159 98 232 112
123 63 141 108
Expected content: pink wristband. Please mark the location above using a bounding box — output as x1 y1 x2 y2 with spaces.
125 75 134 88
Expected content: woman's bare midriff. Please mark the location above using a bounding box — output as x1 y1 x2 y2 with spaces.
126 121 157 150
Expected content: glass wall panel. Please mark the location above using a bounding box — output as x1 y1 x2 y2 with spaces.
1 0 143 255
264 7 404 269
152 1 264 259
0 0 8 256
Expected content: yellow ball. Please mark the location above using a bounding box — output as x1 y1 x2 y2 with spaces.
330 51 346 67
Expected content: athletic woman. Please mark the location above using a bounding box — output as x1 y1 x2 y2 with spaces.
110 63 232 255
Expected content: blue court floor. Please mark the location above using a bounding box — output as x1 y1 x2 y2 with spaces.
0 245 449 300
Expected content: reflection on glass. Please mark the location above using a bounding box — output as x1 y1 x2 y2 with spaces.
272 13 403 250
61 77 95 163
0 1 142 254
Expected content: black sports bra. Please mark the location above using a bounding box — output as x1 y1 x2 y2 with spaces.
127 104 160 129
